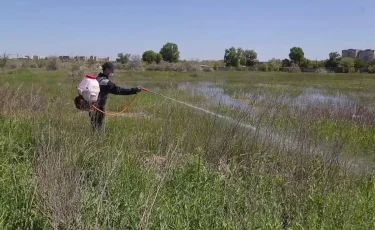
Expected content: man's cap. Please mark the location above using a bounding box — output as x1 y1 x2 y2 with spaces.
102 62 115 70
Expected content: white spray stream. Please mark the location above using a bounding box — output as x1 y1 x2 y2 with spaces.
146 89 256 131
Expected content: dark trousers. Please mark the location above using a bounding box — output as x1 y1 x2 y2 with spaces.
89 109 106 132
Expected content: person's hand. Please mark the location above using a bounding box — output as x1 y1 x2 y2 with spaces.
136 86 142 93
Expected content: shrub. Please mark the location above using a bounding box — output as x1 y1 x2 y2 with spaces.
258 63 269 72
20 59 38 68
37 60 47 68
29 62 38 68
7 60 22 69
146 62 165 71
315 67 328 74
202 66 214 72
46 56 61 71
60 62 73 69
114 62 124 70
125 55 144 72
268 58 282 71
0 53 9 74
289 63 301 72
178 63 186 72
69 62 100 82
368 65 375 73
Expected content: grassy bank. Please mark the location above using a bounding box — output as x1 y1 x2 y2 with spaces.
1 69 375 229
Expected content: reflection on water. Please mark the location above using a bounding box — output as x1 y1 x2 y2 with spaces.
178 81 256 117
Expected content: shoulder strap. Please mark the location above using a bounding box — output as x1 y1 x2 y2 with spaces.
96 74 109 85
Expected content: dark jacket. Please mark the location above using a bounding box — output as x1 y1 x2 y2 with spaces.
96 73 139 109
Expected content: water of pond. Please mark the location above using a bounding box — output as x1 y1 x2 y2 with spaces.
178 81 361 113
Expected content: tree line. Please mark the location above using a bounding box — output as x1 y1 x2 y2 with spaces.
222 46 375 71
2 42 374 73
116 42 375 73
116 42 180 65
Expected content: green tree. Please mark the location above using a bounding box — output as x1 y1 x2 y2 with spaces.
281 58 291 67
354 58 365 69
268 58 281 71
289 47 304 65
365 58 375 67
224 47 257 67
142 50 157 64
311 60 326 68
155 53 162 64
159 42 180 62
340 57 355 73
116 53 131 64
318 60 327 68
325 52 341 68
259 63 269 72
329 52 341 60
244 49 257 66
236 48 246 66
224 47 238 67
300 58 311 68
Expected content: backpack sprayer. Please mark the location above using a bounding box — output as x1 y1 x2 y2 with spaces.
74 74 100 112
74 74 147 115
74 74 256 131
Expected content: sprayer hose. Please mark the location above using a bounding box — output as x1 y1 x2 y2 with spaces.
92 94 138 116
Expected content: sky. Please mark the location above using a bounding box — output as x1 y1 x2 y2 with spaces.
1 0 374 61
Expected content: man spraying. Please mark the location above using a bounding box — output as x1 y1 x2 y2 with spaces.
89 62 142 132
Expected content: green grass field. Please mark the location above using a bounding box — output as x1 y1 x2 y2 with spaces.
1 67 375 229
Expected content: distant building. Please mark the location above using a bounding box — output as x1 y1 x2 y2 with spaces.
59 56 70 61
358 49 375 62
89 56 110 62
97 57 110 62
32 55 42 60
342 49 374 62
342 49 361 59
74 56 87 61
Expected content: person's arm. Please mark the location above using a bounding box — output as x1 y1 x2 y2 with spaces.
100 78 140 95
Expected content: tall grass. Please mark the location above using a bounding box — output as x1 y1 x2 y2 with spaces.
1 69 375 229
